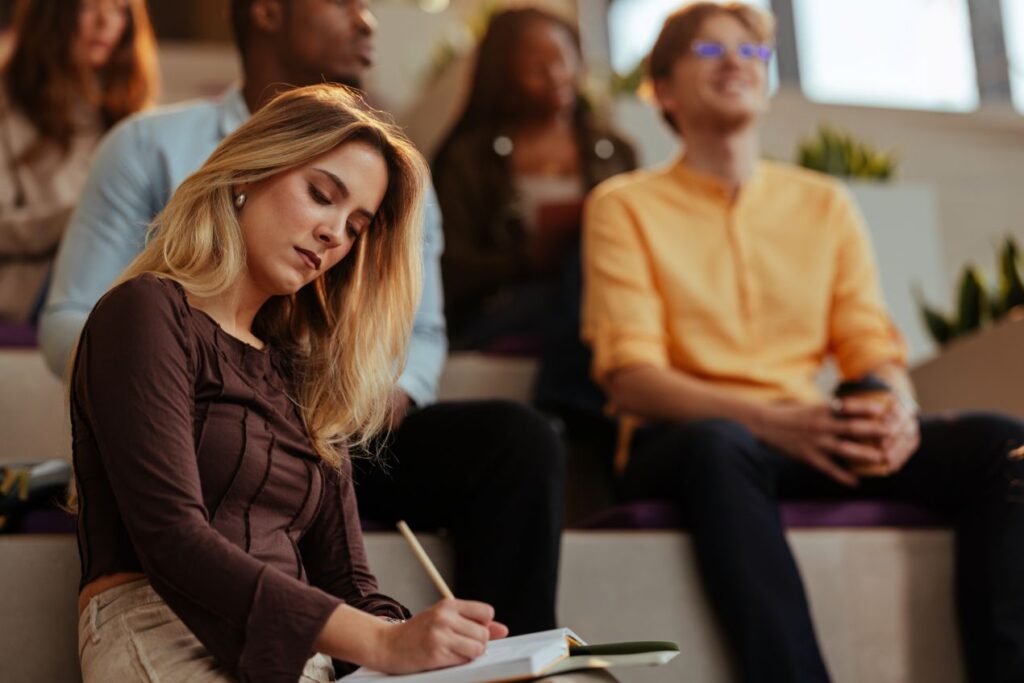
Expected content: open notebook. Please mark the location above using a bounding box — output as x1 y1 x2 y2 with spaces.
345 629 679 683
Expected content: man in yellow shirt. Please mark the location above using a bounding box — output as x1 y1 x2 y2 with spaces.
582 3 1024 681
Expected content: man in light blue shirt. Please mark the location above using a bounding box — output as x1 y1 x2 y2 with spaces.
43 0 563 636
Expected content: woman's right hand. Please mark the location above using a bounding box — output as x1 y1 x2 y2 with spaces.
373 599 508 674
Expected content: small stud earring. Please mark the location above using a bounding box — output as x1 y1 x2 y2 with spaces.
234 193 247 209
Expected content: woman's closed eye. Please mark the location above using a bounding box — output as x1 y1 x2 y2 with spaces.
346 222 363 241
308 183 332 206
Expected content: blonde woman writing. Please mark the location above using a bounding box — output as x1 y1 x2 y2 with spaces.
71 84 507 683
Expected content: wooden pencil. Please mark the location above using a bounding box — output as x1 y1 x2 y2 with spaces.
396 520 455 600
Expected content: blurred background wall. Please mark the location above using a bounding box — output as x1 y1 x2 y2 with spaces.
1 0 1021 338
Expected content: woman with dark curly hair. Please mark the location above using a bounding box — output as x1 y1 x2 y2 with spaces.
433 7 636 353
433 8 637 447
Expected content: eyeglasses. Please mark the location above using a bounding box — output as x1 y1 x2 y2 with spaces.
691 41 774 63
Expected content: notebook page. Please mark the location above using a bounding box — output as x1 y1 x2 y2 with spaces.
346 628 583 683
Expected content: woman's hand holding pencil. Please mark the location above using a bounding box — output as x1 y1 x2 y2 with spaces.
367 521 508 673
375 598 509 673
314 521 507 674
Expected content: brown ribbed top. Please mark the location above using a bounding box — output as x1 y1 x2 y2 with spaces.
71 274 407 683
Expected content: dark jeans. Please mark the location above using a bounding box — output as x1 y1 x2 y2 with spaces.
353 400 565 635
622 413 1024 683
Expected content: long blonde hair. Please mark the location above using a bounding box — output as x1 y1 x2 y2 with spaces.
119 84 426 466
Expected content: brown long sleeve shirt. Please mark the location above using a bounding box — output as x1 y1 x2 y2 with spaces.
71 274 408 683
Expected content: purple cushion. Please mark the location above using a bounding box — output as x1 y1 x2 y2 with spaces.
577 501 682 530
779 500 949 527
479 334 545 357
577 499 950 530
0 323 37 348
15 508 77 534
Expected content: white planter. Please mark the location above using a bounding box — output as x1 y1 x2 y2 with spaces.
848 182 947 364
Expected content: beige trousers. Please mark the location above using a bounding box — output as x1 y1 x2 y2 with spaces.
78 579 334 683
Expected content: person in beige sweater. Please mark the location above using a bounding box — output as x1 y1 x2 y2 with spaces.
0 0 157 323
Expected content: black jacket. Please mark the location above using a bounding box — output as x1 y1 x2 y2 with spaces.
433 118 637 336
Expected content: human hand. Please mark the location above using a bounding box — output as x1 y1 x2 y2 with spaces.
834 396 919 475
755 402 890 487
372 599 508 674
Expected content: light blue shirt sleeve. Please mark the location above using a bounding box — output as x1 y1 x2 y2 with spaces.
39 118 161 377
396 184 448 406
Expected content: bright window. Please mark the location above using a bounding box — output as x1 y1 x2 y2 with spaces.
1004 0 1024 112
607 0 775 78
793 0 979 112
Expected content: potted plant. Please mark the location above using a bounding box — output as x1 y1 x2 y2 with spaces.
917 237 1024 347
795 124 897 180
910 237 1024 418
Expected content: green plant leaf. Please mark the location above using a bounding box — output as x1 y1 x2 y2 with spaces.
999 236 1024 314
914 285 956 346
924 307 955 346
794 124 898 180
956 266 988 334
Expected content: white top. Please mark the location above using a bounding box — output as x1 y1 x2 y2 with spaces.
514 173 584 233
0 88 101 322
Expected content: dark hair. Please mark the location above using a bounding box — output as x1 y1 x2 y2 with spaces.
3 0 158 161
433 7 583 164
648 2 774 130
